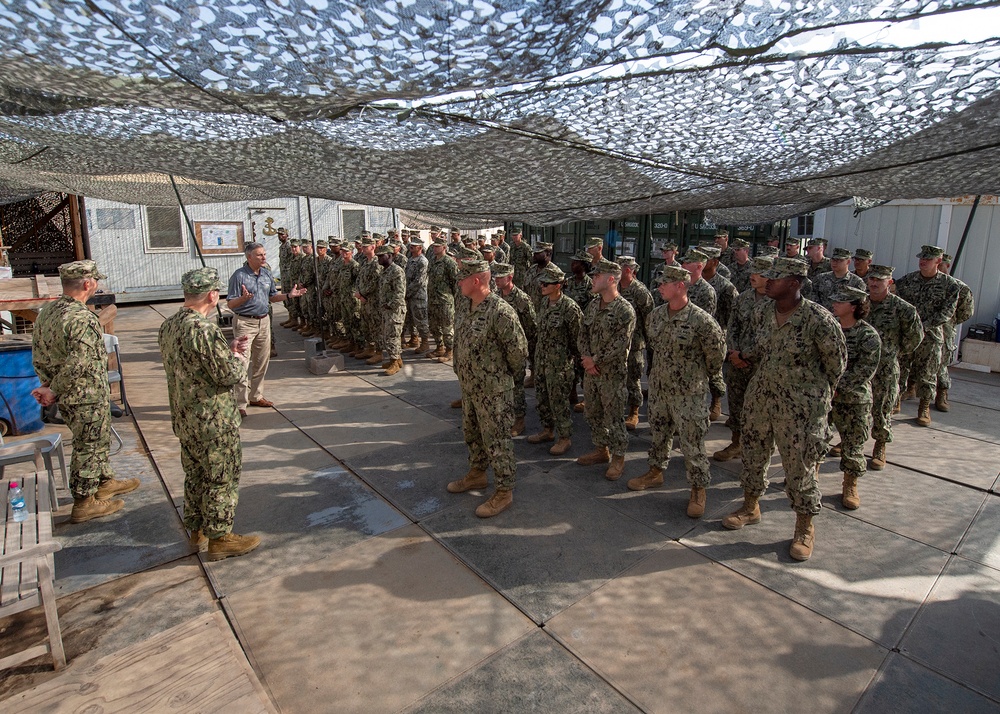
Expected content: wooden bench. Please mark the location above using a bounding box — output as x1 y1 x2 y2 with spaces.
0 472 65 671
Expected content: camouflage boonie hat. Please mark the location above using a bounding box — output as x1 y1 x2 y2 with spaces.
457 259 489 280
806 237 828 247
531 241 553 253
759 245 779 256
731 238 750 249
585 236 604 249
680 249 709 264
537 263 566 284
431 236 448 246
751 256 775 274
315 239 328 248
659 240 678 251
490 262 514 277
571 249 592 263
180 266 223 293
616 255 639 269
591 258 621 276
653 265 691 285
830 247 852 260
830 285 869 303
359 235 376 246
59 259 107 280
868 264 894 279
763 256 809 279
375 244 393 255
853 248 873 260
941 253 954 264
916 244 944 259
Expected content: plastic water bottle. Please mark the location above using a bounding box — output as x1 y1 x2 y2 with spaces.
8 481 27 523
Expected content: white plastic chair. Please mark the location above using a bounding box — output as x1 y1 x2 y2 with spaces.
0 432 69 504
103 333 130 416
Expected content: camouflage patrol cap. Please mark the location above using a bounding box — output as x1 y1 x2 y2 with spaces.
759 245 779 256
616 255 639 270
511 227 523 235
531 241 553 253
480 243 496 254
806 237 828 247
409 240 424 250
830 285 869 303
653 265 691 285
680 249 709 264
181 266 224 294
59 259 107 281
751 256 774 274
373 233 386 242
450 227 461 234
830 247 852 260
698 245 722 259
457 259 490 280
387 229 398 236
361 230 373 238
276 227 288 236
429 225 442 233
917 244 944 259
591 258 621 276
537 263 566 284
731 238 750 249
571 248 592 263
941 253 954 264
456 245 483 261
431 235 448 246
359 235 376 246
585 236 604 248
340 239 354 250
490 262 514 278
853 248 873 260
316 239 329 248
375 244 393 255
868 264 894 279
659 240 679 252
389 238 403 248
763 256 809 279
290 239 304 247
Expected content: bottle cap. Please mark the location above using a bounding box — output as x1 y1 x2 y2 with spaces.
9 480 18 488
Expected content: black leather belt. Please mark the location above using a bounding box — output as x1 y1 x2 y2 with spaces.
238 314 268 320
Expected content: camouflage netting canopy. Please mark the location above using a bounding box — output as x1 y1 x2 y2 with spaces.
2 0 1000 224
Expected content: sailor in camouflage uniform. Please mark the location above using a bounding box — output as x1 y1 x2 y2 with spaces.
159 267 260 561
426 236 459 360
508 229 533 290
282 239 303 328
494 262 536 436
627 265 726 519
315 239 335 339
864 264 923 469
565 248 594 410
681 249 726 421
722 257 847 562
829 286 881 510
577 259 636 481
404 239 431 354
525 241 553 312
445 260 528 518
376 244 407 375
728 238 753 294
354 234 383 363
894 245 962 426
297 241 319 337
805 238 831 279
31 260 140 523
935 253 975 412
337 241 363 354
713 256 774 462
277 228 296 327
527 263 583 456
810 247 867 309
852 248 873 279
617 256 654 430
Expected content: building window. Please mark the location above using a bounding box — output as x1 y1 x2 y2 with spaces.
95 207 136 230
341 208 366 241
145 207 185 252
796 213 815 236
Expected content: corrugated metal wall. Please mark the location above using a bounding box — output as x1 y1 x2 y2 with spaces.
823 199 999 330
85 197 396 300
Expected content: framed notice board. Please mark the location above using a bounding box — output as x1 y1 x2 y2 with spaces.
194 221 245 255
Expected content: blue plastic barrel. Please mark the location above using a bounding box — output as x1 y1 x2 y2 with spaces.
0 340 44 435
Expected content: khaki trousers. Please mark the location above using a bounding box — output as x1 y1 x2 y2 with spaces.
233 313 271 408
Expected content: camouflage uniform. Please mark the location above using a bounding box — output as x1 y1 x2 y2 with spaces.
535 294 583 438
894 270 961 401
455 292 528 490
810 271 867 310
405 251 430 341
336 255 361 345
379 261 407 361
724 288 772 435
740 299 847 515
32 295 117 498
807 257 831 280
278 239 292 293
159 307 247 538
687 277 717 319
729 260 753 294
356 254 383 349
646 302 726 485
564 273 594 311
938 278 974 391
316 252 335 334
509 241 533 290
298 252 318 325
428 251 459 349
619 279 654 411
706 272 738 336
524 262 547 312
285 248 303 321
867 292 923 444
831 321 881 479
579 295 636 457
500 285 537 420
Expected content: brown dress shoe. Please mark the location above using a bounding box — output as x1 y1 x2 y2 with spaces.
249 398 275 408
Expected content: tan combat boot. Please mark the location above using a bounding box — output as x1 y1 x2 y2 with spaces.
573 402 586 413
279 317 296 328
366 353 384 365
437 348 453 363
446 468 488 493
789 513 815 561
71 495 125 523
687 485 707 518
95 477 141 499
207 533 261 561
624 406 640 431
722 492 761 530
189 530 208 552
713 433 741 462
428 344 446 359
709 395 723 421
627 466 663 491
549 438 571 456
511 416 526 437
828 442 843 457
576 446 610 466
841 474 860 510
916 398 932 426
300 324 317 337
384 358 403 376
406 335 419 348
902 383 917 401
870 441 886 471
450 398 463 409
475 489 513 518
605 454 626 481
415 338 430 354
355 346 375 360
527 427 554 444
935 388 949 412
892 397 901 415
